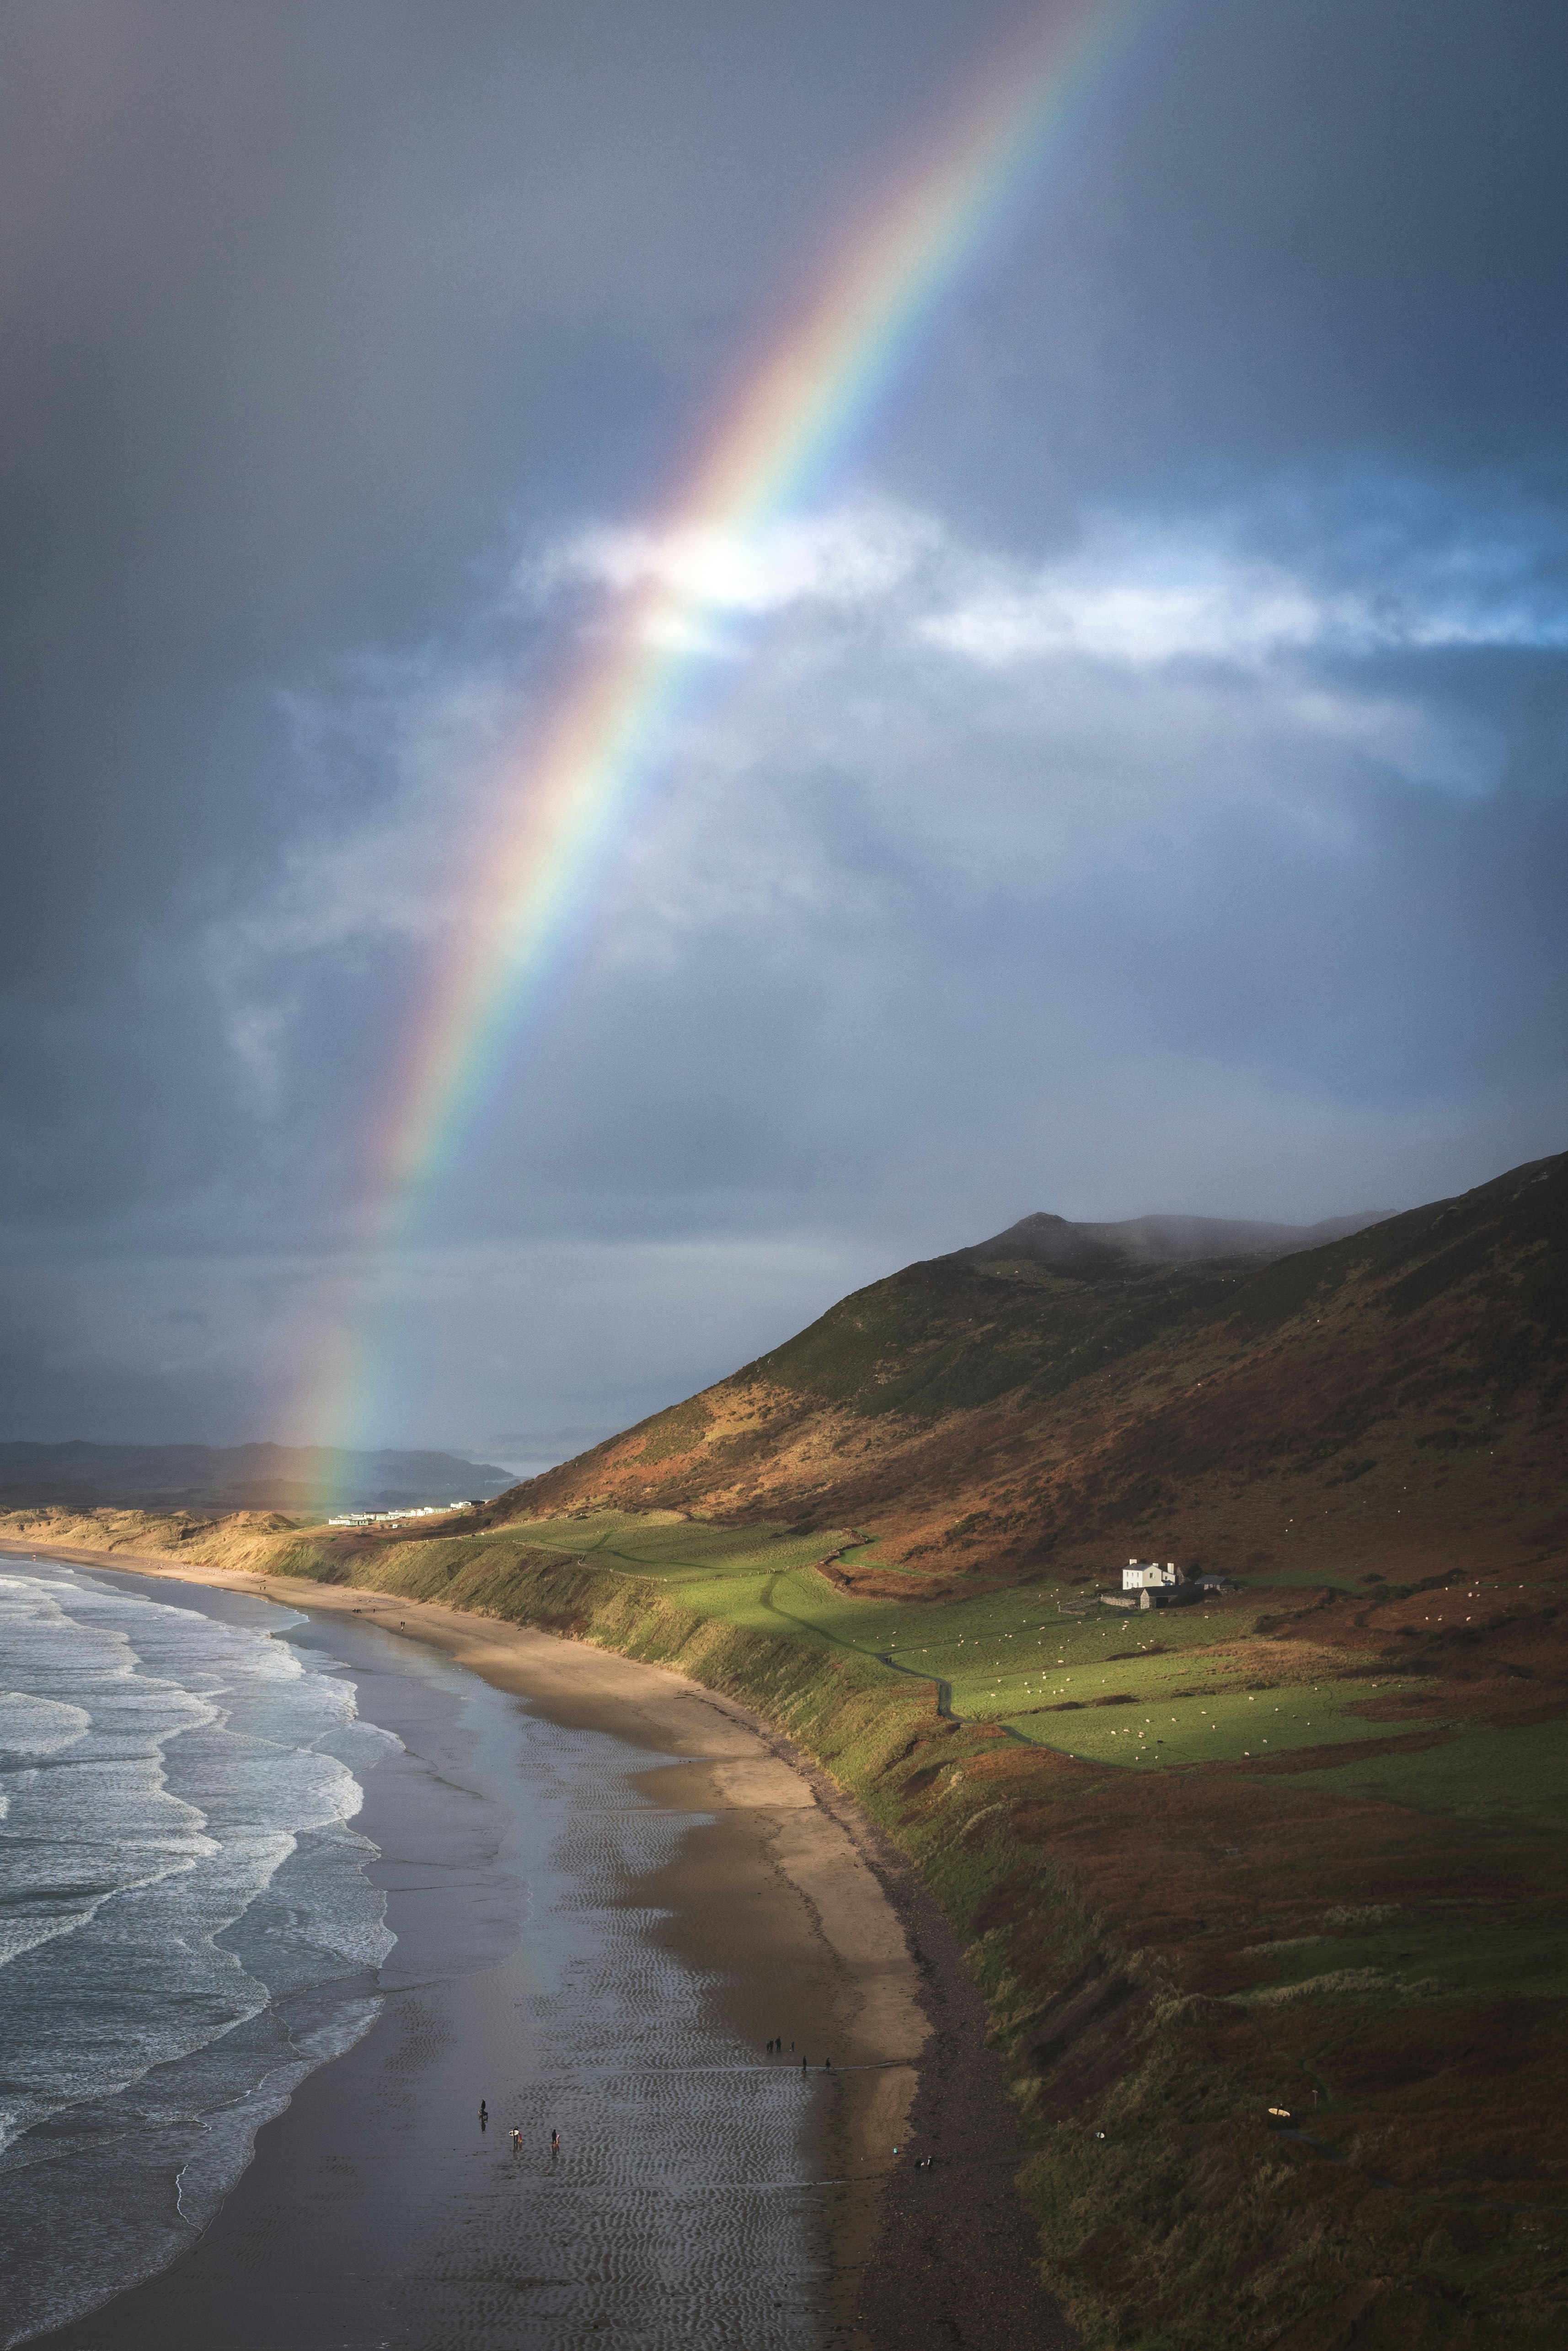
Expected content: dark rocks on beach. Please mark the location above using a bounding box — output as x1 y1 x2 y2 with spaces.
855 1864 1078 2351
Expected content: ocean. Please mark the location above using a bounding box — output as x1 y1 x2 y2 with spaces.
0 1557 400 2345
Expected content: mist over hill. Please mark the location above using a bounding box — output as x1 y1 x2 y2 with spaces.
951 1207 1386 1276
494 1154 1566 1586
0 1441 513 1519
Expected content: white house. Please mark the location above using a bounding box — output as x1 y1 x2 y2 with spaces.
1123 1560 1179 1591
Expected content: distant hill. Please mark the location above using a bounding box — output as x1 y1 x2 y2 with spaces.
951 1206 1384 1274
0 1441 513 1519
495 1154 1567 1583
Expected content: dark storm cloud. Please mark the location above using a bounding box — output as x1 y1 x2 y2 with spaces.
1 0 1565 1444
0 0 990 1221
893 0 1568 530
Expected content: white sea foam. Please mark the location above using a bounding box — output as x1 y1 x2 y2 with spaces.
0 1558 401 2347
0 1690 92 1759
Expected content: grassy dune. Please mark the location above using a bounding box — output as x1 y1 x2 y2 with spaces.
10 1498 1565 2348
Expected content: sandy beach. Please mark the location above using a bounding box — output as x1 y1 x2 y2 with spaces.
15 1545 1075 2351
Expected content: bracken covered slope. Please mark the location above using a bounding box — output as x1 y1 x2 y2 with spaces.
497 1152 1568 1586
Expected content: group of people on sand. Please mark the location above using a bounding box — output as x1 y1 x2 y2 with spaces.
477 2101 559 2158
764 2038 831 2070
479 2031 856 2163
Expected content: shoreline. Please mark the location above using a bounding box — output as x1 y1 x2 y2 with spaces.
10 1540 1076 2348
21 1545 927 2179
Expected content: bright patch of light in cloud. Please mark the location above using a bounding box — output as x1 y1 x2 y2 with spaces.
532 503 937 617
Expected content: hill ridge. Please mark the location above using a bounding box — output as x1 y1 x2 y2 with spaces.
494 1149 1567 1587
948 1204 1387 1275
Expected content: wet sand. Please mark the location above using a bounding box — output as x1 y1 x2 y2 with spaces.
16 1546 1076 2350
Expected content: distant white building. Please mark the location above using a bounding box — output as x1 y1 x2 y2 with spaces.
325 1499 477 1529
1123 1559 1179 1591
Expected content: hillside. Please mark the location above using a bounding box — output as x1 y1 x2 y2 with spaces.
0 1439 512 1517
497 1153 1568 1588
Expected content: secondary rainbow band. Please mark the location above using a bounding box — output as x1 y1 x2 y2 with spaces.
316 0 1155 1458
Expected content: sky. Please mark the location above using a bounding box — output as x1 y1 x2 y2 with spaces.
3 0 1567 1468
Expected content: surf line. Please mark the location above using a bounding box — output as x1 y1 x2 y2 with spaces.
304 0 1166 1474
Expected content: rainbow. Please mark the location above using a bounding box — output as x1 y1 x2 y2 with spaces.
311 0 1155 1461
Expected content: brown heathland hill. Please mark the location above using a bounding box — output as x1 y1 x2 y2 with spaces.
497 1151 1568 1589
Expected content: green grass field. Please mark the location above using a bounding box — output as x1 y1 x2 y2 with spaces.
1236 1900 1568 2011
1279 1718 1568 1835
484 1511 1555 1829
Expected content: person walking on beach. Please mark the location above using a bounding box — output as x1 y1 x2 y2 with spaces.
550 2129 560 2159
478 2101 487 2129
